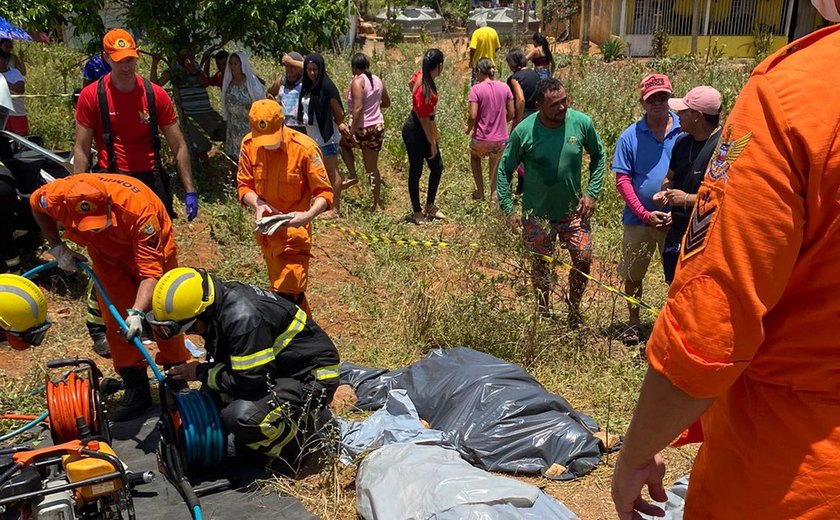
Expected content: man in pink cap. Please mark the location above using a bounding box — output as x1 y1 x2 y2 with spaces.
611 73 682 346
653 86 722 283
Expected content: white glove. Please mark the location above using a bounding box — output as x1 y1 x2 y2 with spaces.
48 242 85 273
124 309 144 341
254 214 294 236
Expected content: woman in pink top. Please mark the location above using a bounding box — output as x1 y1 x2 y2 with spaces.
339 53 391 211
465 58 513 203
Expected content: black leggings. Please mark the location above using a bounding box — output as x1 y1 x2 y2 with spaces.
402 113 443 213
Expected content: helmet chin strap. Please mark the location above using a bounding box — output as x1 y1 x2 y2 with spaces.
813 0 840 22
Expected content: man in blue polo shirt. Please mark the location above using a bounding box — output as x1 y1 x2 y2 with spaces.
612 73 681 346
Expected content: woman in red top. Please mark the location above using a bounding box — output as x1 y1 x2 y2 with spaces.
401 48 445 225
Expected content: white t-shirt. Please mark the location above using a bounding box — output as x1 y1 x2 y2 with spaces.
300 95 339 147
1 68 26 116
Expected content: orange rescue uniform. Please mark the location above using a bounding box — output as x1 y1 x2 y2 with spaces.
31 173 189 370
647 25 840 518
237 128 333 314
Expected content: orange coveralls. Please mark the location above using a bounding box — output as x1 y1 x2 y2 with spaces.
647 25 840 518
31 174 189 370
237 129 333 315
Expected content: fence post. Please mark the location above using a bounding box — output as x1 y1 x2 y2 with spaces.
691 0 701 54
580 0 591 55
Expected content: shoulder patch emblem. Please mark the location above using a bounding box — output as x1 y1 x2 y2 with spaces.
311 152 323 168
141 221 160 250
568 135 578 144
681 183 724 260
39 193 47 209
707 125 751 183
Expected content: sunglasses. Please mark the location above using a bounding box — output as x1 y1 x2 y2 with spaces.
145 314 196 340
7 320 52 346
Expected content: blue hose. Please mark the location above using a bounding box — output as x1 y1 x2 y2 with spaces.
76 262 165 383
22 261 58 279
0 411 49 443
21 258 219 518
79 263 224 469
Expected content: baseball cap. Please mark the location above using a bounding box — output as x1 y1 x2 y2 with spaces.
668 86 722 115
287 51 304 62
249 99 285 148
103 29 138 62
64 176 113 232
640 73 672 100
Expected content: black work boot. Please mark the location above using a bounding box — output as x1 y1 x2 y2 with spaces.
90 333 111 357
111 366 152 422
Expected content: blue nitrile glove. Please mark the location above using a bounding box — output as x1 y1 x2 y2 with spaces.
185 192 198 222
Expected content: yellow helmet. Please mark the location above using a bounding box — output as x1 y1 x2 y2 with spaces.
0 274 51 349
151 267 215 322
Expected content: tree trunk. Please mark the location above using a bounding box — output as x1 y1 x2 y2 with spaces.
512 2 519 41
580 0 591 55
522 0 530 35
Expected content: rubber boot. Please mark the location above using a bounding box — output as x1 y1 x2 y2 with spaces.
111 366 152 422
91 333 110 358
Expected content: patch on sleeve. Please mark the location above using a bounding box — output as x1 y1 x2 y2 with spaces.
707 125 752 183
311 152 323 168
39 192 48 209
140 220 160 250
681 184 724 260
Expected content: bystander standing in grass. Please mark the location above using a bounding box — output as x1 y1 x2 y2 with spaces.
402 48 446 225
612 74 682 346
465 58 513 204
497 78 605 326
339 53 390 212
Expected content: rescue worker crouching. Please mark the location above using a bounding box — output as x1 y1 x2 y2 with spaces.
153 268 341 462
0 273 51 350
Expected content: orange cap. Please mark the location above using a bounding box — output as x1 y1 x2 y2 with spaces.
64 176 112 232
249 99 285 148
103 29 138 62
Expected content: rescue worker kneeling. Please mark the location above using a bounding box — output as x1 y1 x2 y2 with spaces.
151 268 341 461
0 273 51 350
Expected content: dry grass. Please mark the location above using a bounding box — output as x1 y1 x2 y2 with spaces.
2 38 752 519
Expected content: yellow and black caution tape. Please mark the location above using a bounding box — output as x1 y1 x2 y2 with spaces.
530 251 659 316
320 221 659 316
321 222 480 250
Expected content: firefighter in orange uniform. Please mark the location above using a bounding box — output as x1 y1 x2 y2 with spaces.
612 4 840 518
30 173 189 421
237 99 333 315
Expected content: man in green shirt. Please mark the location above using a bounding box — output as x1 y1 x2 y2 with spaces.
497 78 605 325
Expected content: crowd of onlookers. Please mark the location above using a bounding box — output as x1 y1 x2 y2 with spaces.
1 23 723 344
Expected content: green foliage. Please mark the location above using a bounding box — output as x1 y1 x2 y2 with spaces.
541 0 580 25
651 24 670 58
380 20 404 48
751 24 775 63
419 27 433 46
599 36 626 63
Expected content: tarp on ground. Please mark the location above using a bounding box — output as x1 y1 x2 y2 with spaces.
641 476 689 520
340 347 603 480
337 389 448 463
1 407 319 520
356 443 579 520
107 408 320 519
